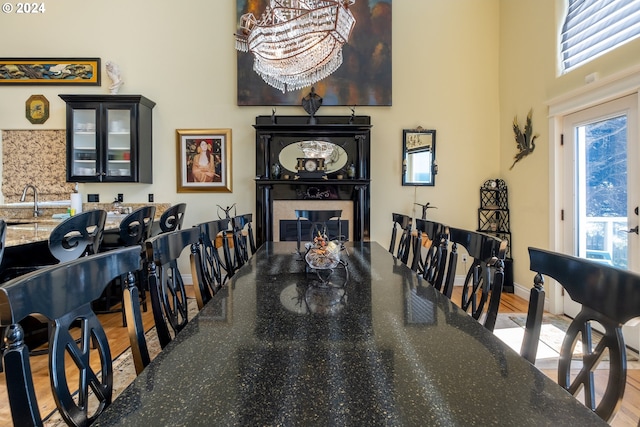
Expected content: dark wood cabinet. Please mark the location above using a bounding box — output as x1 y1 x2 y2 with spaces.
59 94 155 183
254 115 372 247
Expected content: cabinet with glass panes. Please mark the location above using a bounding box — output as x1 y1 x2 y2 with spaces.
59 95 155 183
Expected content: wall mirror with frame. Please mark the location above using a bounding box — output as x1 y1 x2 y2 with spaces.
402 127 436 186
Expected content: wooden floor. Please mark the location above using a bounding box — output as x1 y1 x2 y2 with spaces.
0 289 638 426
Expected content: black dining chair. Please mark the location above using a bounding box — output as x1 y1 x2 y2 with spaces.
154 203 187 235
0 209 107 281
0 210 108 356
0 246 148 426
101 205 156 250
521 247 640 423
190 218 232 309
98 205 156 320
389 213 413 264
145 226 201 349
228 214 256 275
295 209 343 253
411 219 450 294
445 227 508 332
0 220 6 372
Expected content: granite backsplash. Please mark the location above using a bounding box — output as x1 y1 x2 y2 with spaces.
2 130 75 203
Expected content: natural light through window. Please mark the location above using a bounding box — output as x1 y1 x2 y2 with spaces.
561 0 640 73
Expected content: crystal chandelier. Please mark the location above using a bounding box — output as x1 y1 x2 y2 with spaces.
235 0 356 93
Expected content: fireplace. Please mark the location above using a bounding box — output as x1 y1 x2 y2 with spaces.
254 115 371 247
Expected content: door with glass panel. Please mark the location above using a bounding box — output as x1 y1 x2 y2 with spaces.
562 94 639 349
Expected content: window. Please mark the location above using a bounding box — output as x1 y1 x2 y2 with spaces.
560 0 640 73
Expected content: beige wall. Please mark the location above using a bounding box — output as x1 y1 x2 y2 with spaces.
499 0 640 298
3 1 638 294
0 0 500 246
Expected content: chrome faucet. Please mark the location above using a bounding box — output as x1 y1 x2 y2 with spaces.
20 184 41 217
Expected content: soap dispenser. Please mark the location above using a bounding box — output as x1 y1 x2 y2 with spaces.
70 182 83 214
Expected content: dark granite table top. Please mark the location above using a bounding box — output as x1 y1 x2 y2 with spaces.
93 241 606 426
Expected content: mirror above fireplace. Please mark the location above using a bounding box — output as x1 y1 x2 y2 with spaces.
278 140 348 174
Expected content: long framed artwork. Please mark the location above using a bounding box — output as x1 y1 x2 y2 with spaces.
0 58 100 85
176 129 232 193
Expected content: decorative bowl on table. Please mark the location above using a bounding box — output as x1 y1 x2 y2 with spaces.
304 234 341 270
303 233 348 287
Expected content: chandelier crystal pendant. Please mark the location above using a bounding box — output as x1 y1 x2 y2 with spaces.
235 0 356 93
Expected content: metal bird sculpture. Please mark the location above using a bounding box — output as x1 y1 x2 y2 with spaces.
510 109 538 170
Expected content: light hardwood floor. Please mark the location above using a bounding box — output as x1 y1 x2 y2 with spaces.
0 288 638 426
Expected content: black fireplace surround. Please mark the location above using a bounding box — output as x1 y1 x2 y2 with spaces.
254 115 372 247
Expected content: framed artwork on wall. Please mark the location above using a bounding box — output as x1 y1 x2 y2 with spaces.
176 129 232 193
25 94 49 124
0 58 100 85
235 0 392 106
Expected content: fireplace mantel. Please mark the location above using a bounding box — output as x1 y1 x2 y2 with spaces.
254 115 372 247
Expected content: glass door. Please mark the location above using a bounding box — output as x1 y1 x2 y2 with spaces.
562 94 639 348
105 106 133 180
70 108 99 180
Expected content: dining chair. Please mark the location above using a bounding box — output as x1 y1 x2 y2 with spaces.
295 209 343 254
0 246 147 426
522 247 640 423
154 202 186 235
0 210 108 356
98 205 156 320
0 209 107 281
0 220 6 372
389 213 412 264
228 213 256 274
190 218 231 310
446 227 508 332
411 219 450 294
145 226 201 349
100 205 156 250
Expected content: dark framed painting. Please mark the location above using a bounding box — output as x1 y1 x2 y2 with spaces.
176 129 232 193
0 58 100 85
235 0 392 106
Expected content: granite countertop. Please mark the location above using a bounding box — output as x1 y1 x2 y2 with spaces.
93 242 606 426
1 203 170 246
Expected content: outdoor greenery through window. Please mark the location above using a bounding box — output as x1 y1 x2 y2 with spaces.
561 0 640 73
580 115 628 268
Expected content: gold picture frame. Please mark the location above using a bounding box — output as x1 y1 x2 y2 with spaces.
176 129 232 193
0 58 100 85
25 94 49 124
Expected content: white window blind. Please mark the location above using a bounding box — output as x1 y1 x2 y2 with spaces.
561 0 640 73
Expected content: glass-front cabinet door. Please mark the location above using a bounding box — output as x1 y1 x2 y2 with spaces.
105 107 133 179
71 108 99 180
60 94 155 183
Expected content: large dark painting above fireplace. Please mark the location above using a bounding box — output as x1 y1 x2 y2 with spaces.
254 115 372 247
236 1 392 106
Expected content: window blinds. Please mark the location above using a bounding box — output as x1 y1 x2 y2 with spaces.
561 0 640 73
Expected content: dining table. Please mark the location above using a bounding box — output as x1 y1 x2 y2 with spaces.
92 241 606 426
